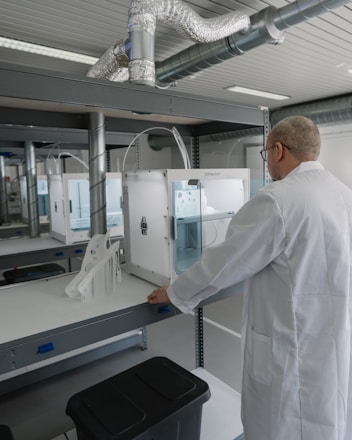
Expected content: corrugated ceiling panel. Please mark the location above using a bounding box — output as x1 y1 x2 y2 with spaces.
0 0 351 109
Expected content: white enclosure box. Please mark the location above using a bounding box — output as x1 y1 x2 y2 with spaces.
123 169 250 286
48 172 123 244
20 175 49 223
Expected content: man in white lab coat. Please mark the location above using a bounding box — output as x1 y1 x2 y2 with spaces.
148 115 352 440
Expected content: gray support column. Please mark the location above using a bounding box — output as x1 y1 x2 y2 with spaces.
0 155 10 225
88 112 106 237
263 108 271 185
25 141 40 238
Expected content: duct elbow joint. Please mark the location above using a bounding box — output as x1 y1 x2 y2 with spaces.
128 29 156 86
129 59 156 86
252 6 285 45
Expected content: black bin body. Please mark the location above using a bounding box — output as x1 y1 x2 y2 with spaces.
0 425 15 440
3 263 65 284
66 356 210 440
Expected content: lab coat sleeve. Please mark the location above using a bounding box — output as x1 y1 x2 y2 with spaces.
167 189 286 313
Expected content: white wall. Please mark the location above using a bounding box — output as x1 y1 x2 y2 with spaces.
58 137 174 174
196 123 352 194
110 135 174 172
199 138 246 169
318 122 352 189
198 136 264 198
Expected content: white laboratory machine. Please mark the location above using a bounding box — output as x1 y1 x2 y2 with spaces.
20 175 49 223
123 168 250 286
48 172 123 244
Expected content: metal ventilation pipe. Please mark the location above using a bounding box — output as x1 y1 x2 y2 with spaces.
88 112 107 237
148 95 352 147
25 141 40 238
270 95 352 126
209 127 264 142
87 0 250 85
148 126 264 149
0 155 10 226
156 0 350 84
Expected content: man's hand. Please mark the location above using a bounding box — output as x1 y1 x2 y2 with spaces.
147 286 171 304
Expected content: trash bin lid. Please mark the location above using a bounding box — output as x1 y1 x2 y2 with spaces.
66 356 211 439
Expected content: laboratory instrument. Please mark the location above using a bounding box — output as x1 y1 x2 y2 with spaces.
123 168 249 286
20 175 49 223
48 172 123 243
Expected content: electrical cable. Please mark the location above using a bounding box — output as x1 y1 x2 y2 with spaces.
122 126 190 172
58 152 89 170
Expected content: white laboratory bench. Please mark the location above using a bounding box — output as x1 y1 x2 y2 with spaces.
0 234 123 273
0 267 241 390
0 235 88 271
0 221 50 239
0 270 244 439
0 270 171 394
0 271 156 344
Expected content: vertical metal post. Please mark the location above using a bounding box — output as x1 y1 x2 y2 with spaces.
191 136 200 169
0 155 10 225
191 135 205 367
106 149 111 172
88 112 107 237
25 141 40 238
195 307 204 368
263 108 271 185
141 327 148 350
135 139 142 170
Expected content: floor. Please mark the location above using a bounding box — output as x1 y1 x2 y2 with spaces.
0 294 243 440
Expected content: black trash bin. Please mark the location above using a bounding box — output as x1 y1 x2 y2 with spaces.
66 356 210 440
0 425 15 440
3 263 65 284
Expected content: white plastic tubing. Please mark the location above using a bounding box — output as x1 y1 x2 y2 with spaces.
87 0 250 85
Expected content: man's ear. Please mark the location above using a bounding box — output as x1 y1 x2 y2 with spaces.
275 141 285 160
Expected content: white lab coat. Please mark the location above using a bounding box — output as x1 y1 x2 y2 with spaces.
167 161 352 440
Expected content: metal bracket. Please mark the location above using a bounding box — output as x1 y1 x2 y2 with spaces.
191 136 200 169
195 307 204 368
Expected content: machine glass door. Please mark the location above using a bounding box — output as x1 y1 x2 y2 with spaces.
106 176 123 229
172 179 202 275
68 178 90 231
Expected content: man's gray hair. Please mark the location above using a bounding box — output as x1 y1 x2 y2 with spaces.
271 115 321 160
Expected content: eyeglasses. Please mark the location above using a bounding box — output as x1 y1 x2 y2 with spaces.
259 143 292 161
260 146 275 162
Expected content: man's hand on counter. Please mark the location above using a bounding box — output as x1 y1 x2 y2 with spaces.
147 286 171 305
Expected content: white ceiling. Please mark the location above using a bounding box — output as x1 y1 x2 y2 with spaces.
0 0 351 111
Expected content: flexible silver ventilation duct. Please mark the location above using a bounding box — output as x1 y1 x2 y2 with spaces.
156 0 350 84
271 95 352 126
128 0 250 43
87 39 130 81
88 0 250 85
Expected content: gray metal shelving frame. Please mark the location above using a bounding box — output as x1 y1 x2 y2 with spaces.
0 61 266 394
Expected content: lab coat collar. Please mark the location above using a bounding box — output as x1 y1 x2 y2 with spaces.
285 161 324 179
